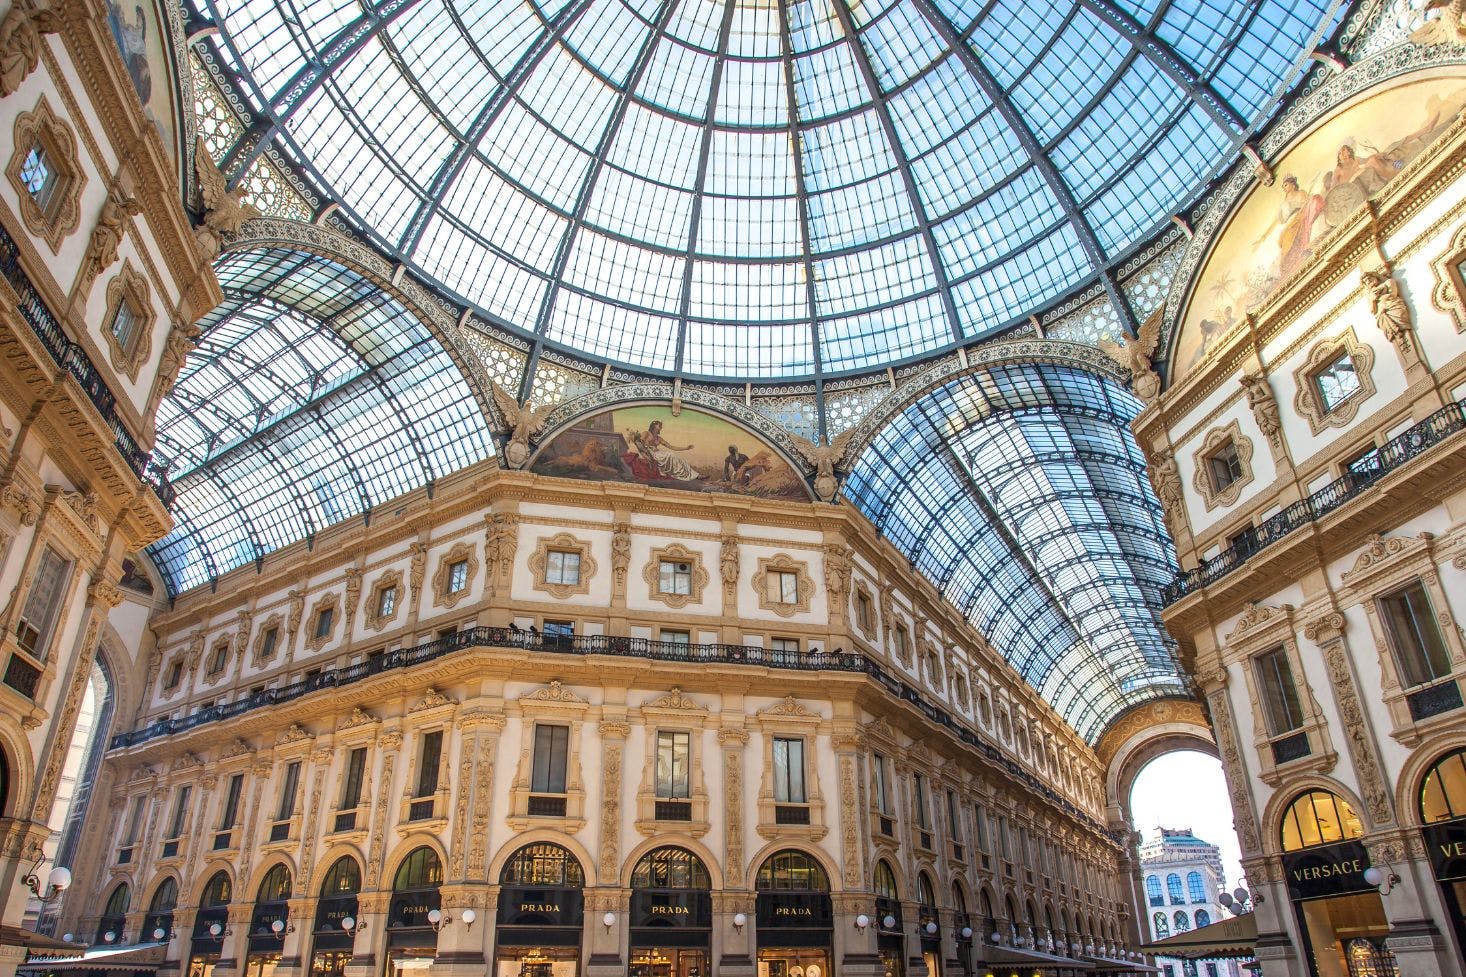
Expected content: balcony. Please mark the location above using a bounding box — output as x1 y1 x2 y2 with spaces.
3 654 41 698
1164 398 1466 605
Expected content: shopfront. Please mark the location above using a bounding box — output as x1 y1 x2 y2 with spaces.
386 848 442 977
1279 791 1397 977
247 864 292 977
874 860 904 977
188 872 233 977
96 882 129 945
144 878 178 943
754 850 833 977
916 874 941 977
1418 747 1466 967
628 847 711 977
310 857 361 977
493 842 584 976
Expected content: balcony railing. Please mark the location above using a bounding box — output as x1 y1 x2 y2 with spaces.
106 625 1112 838
0 223 169 502
1163 399 1466 605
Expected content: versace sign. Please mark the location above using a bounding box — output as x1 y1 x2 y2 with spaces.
1424 820 1466 882
1282 841 1374 901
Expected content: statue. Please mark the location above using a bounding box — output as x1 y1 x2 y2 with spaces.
193 136 261 258
1148 450 1184 528
611 523 631 588
1412 0 1466 45
488 380 553 469
1100 306 1163 403
788 427 855 503
155 319 201 401
719 535 739 588
0 4 59 97
1361 268 1414 355
1239 372 1282 448
80 186 140 293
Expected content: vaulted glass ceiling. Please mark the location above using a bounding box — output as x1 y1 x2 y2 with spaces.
844 363 1182 742
198 0 1339 378
148 249 494 595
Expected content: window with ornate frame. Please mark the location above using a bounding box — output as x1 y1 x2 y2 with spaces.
206 639 230 677
635 687 712 834
754 695 826 841
14 544 72 661
853 582 876 637
1292 327 1376 435
1428 222 1466 333
529 533 596 600
364 570 402 631
305 594 339 652
7 98 83 252
507 682 588 832
253 617 282 664
642 543 708 610
432 541 477 609
755 553 814 618
1192 420 1254 511
102 263 155 381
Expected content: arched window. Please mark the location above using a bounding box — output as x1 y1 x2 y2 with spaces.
1144 874 1163 906
1420 748 1466 823
873 860 898 898
201 872 232 906
257 864 291 902
755 850 828 891
500 843 584 887
630 847 709 889
1152 912 1169 938
1280 790 1364 851
320 857 361 897
104 883 130 915
149 878 178 912
1173 911 1191 932
917 872 937 908
1165 873 1184 904
952 883 967 916
97 882 130 943
394 847 443 891
1186 871 1206 902
1195 909 1211 927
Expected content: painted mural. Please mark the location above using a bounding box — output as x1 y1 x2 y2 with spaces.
530 406 811 501
1173 74 1466 382
107 0 178 159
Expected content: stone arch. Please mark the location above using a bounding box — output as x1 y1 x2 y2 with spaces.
1095 698 1215 825
245 856 298 900
1395 729 1466 829
188 864 235 908
486 830 598 889
744 840 841 893
383 835 447 888
144 870 182 909
619 835 725 891
0 723 30 819
872 854 905 898
312 844 367 892
1261 776 1373 855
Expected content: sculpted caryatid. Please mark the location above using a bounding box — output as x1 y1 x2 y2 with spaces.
81 186 140 292
1239 372 1282 447
0 4 60 97
1361 268 1413 354
1148 449 1184 526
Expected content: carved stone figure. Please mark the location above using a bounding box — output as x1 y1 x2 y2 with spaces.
409 542 427 604
1099 306 1163 403
789 428 855 503
823 543 852 598
1361 268 1414 354
80 186 140 293
485 512 518 579
719 534 739 588
611 522 631 589
1147 449 1184 526
1413 0 1466 45
0 3 59 97
489 380 553 469
1239 372 1283 448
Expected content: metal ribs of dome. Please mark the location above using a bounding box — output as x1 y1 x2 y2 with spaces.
195 0 1341 379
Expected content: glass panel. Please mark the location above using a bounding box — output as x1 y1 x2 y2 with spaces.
532 724 569 794
1380 582 1453 688
656 731 690 798
1255 647 1304 735
1420 749 1466 823
1314 352 1362 412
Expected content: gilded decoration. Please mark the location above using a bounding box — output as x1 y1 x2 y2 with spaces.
101 261 155 381
431 541 478 609
7 96 84 252
1428 222 1466 331
1292 326 1377 435
641 542 709 610
304 593 339 652
754 553 815 618
1191 419 1254 512
364 569 403 632
528 532 596 600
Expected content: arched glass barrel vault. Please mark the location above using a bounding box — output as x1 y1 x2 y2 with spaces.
844 361 1182 741
147 247 495 595
190 0 1339 378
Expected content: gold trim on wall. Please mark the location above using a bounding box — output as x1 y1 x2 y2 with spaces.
528 532 596 600
1291 326 1377 436
640 543 709 610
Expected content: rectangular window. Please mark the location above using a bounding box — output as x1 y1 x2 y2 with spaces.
913 773 929 828
769 570 799 604
313 607 334 639
208 643 229 675
167 785 191 838
20 143 55 211
974 805 989 851
531 724 569 794
773 737 806 803
770 636 799 664
277 761 301 821
220 774 244 829
110 299 139 352
1314 351 1361 412
340 748 367 809
417 731 443 796
947 789 961 840
1380 581 1454 688
260 627 279 660
544 620 574 640
894 624 909 662
1254 647 1304 735
656 731 690 799
659 560 693 595
546 550 581 585
660 629 690 646
447 559 469 593
1207 441 1243 492
872 754 891 815
856 591 873 630
125 795 146 844
377 586 397 618
16 547 70 658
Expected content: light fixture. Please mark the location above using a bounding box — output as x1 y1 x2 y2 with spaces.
883 914 897 930
340 917 366 937
62 934 73 943
732 912 747 932
151 927 175 942
461 909 476 931
426 909 451 932
854 914 870 931
103 931 117 944
960 926 973 939
207 922 233 941
21 857 71 904
269 919 295 939
602 911 616 932
1363 865 1401 895
925 921 938 935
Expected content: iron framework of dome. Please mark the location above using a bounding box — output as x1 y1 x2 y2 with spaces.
194 0 1342 380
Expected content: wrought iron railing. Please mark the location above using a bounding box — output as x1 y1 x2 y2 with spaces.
0 223 169 501
107 625 1109 836
1163 399 1466 604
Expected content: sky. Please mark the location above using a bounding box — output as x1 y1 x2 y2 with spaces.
1129 750 1246 891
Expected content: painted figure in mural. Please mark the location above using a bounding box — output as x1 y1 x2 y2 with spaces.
1251 175 1324 283
106 1 151 103
629 421 700 482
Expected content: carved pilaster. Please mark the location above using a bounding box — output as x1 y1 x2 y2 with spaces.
719 727 748 881
1208 690 1261 854
1304 612 1393 826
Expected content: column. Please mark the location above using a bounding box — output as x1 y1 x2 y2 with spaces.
341 892 389 977
428 884 488 977
713 890 755 977
584 887 627 977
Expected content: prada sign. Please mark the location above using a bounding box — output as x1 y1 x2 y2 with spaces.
1282 840 1374 901
496 886 584 930
1423 820 1466 882
755 892 833 930
631 891 711 929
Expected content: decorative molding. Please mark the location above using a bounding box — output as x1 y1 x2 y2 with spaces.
101 261 155 382
1191 419 1254 512
7 96 83 253
275 723 311 746
336 707 377 731
431 541 478 609
409 688 453 713
522 680 587 704
1238 372 1282 452
758 694 818 719
363 569 403 632
1225 603 1292 643
1342 532 1426 582
251 613 283 665
1291 326 1376 436
528 532 596 600
644 687 705 712
641 542 709 610
1429 222 1466 332
303 592 339 652
754 553 815 618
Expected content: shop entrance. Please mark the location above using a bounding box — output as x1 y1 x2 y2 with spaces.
188 872 233 977
246 863 292 977
494 843 585 977
311 857 361 977
755 850 833 977
385 847 443 977
873 859 904 977
1419 746 1466 969
629 847 712 977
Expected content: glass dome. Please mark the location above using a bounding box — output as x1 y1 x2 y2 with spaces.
199 0 1338 378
